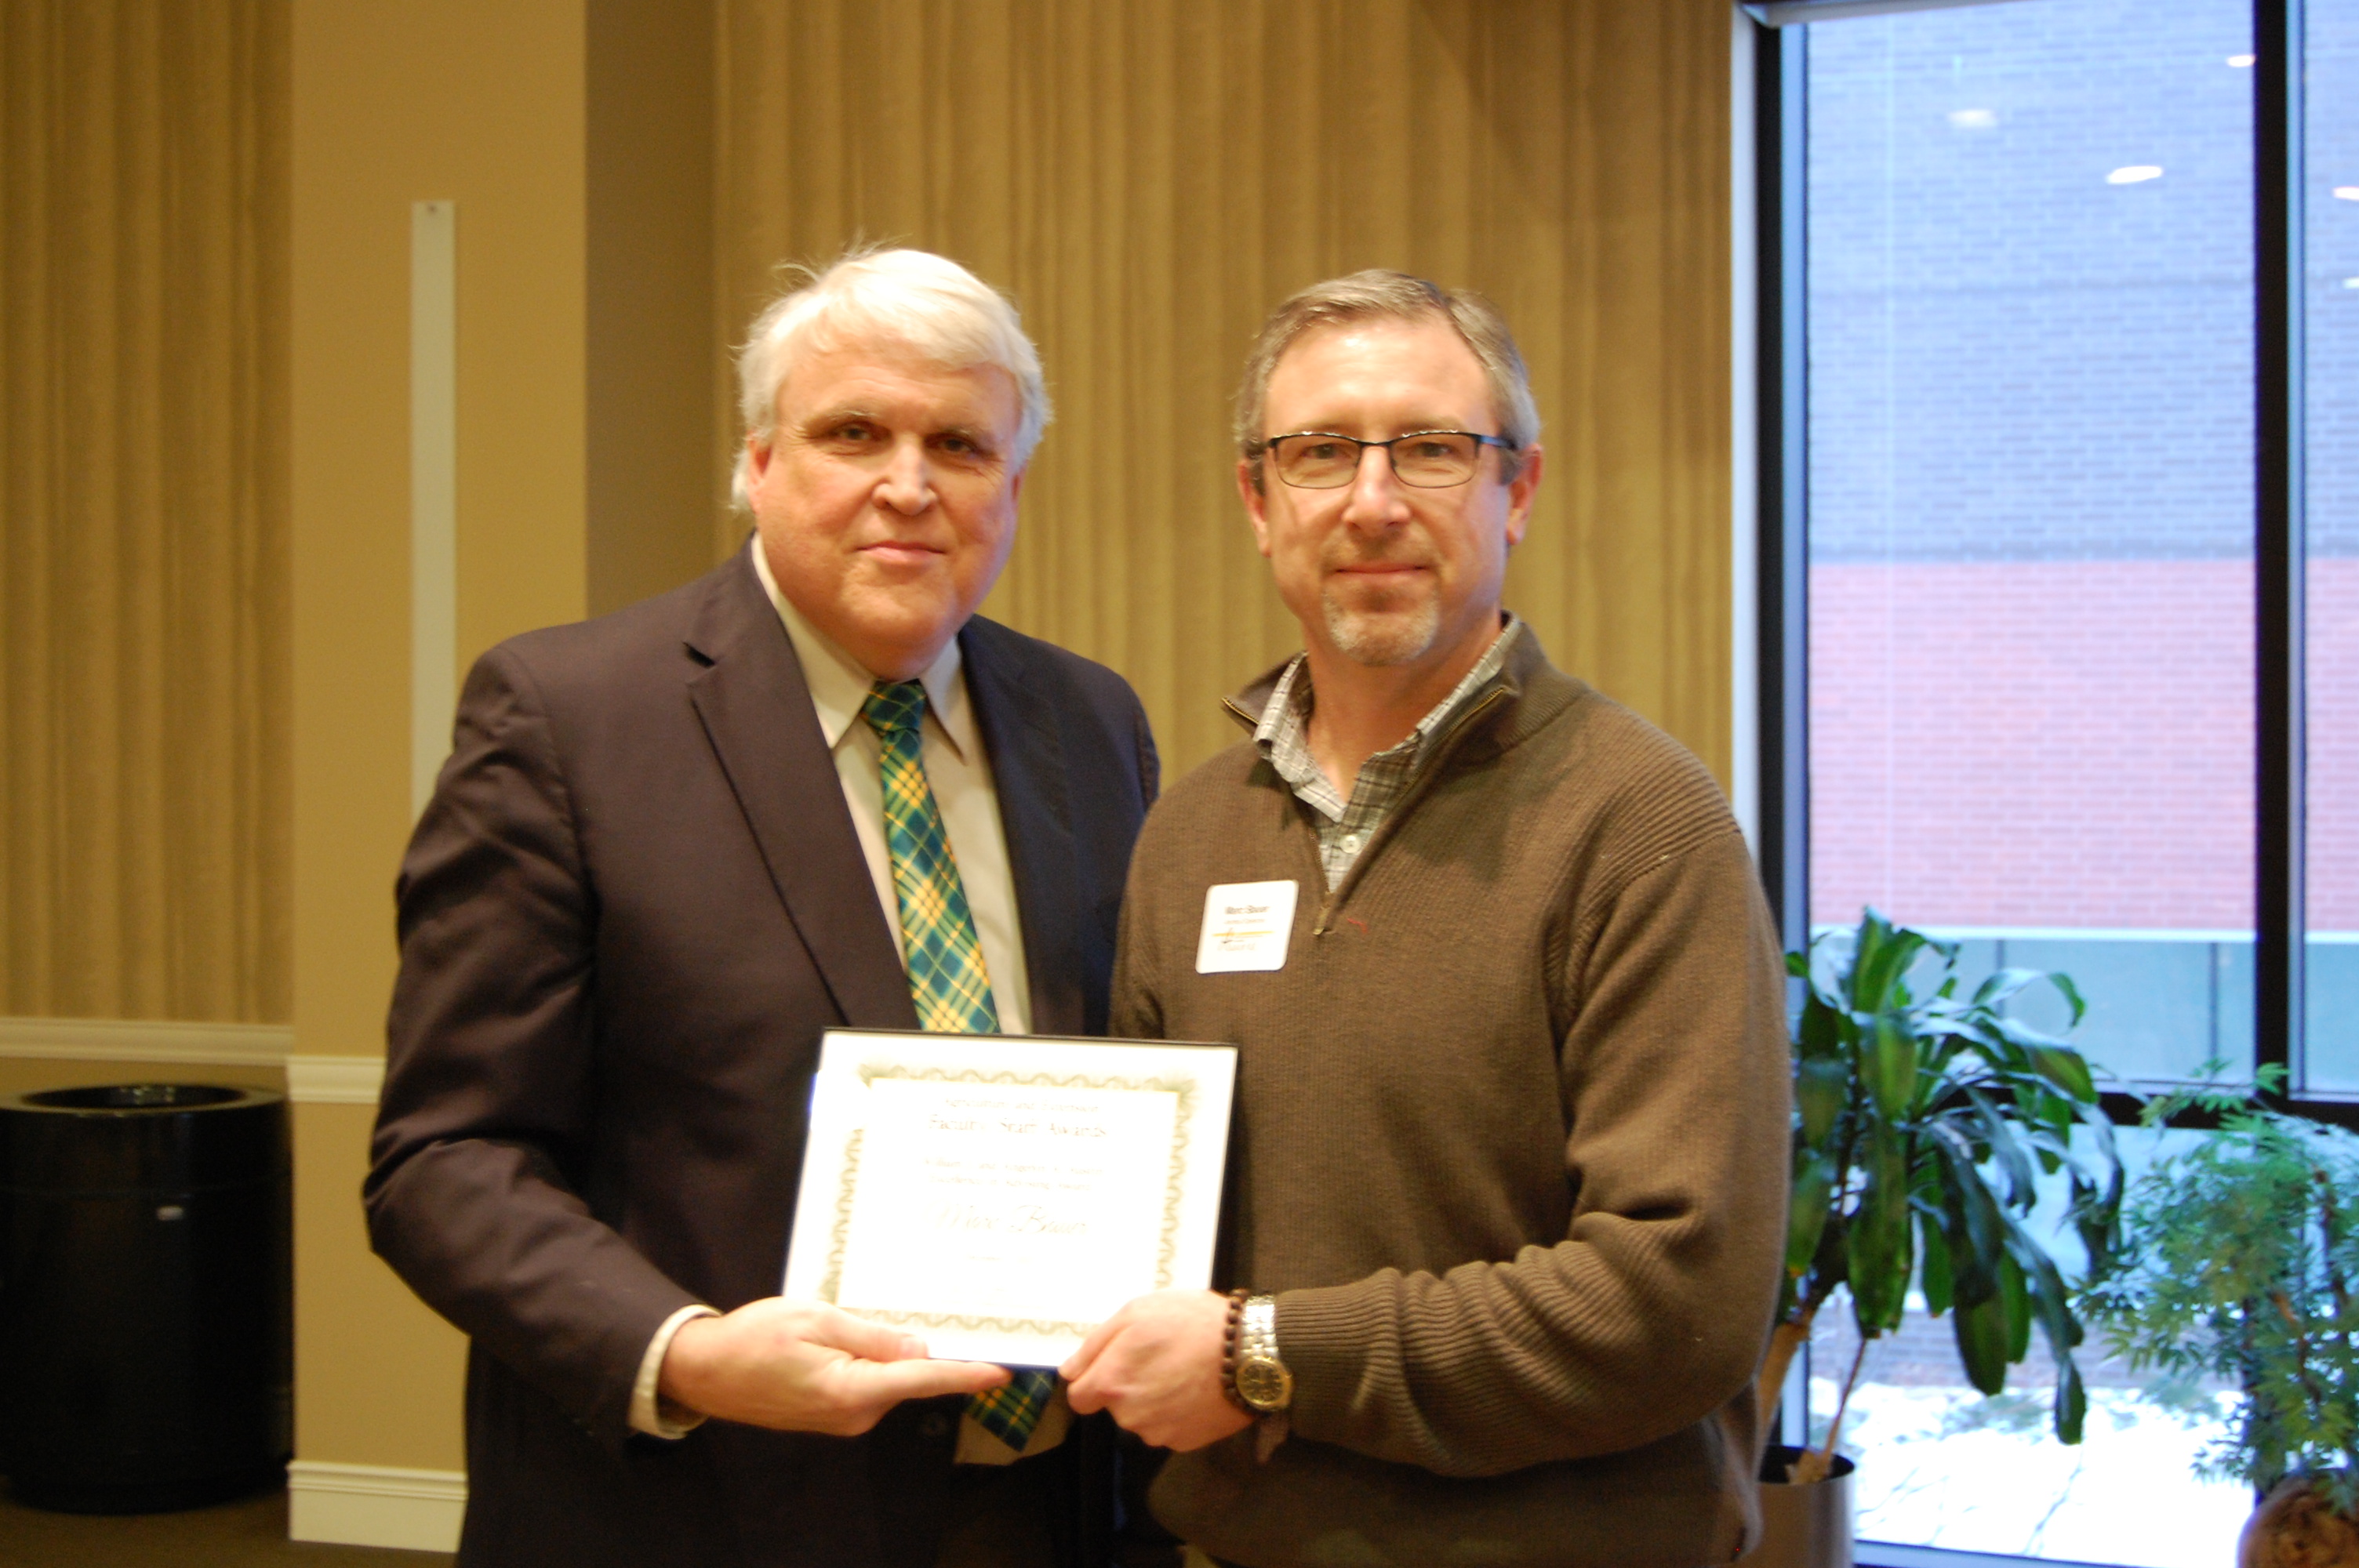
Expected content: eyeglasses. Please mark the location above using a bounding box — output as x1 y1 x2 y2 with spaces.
1257 430 1518 489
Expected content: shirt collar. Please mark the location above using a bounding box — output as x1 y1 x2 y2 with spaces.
1252 613 1525 775
749 537 974 761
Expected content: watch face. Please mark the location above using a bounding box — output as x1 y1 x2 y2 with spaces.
1236 1356 1293 1412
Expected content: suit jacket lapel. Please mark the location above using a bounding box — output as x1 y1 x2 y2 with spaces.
683 557 918 1032
961 620 1086 1037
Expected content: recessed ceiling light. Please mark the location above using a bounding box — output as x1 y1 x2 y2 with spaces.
2346 278 2359 290
2228 54 2258 67
1948 108 1998 130
2337 187 2359 201
2107 165 2165 185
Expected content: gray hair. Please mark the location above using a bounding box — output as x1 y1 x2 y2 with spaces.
1234 270 1540 492
732 247 1051 508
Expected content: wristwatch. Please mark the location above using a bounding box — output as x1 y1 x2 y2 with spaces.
1231 1294 1294 1413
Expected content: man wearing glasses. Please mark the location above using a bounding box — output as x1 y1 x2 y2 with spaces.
1062 271 1791 1567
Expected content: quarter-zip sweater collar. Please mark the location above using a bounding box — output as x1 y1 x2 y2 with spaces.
1241 616 1526 890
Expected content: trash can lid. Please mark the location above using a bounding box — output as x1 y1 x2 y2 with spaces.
0 1083 287 1192
20 1084 258 1112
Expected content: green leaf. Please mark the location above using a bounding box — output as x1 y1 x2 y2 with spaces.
2026 1044 2099 1105
1920 1217 1955 1316
1990 1014 2072 1057
2008 1224 2084 1356
1954 1288 2009 1396
1787 1152 1835 1277
2046 971 2088 1029
2039 1091 2074 1165
1850 912 1924 1014
1965 1088 2039 1208
1797 1057 1848 1149
1864 1013 1921 1120
1808 930 1856 1011
2053 1356 2087 1445
1970 968 2086 1033
1971 967 2049 1010
1797 993 1843 1061
2001 1252 2031 1363
2069 1146 2125 1283
1929 1123 2005 1305
1848 1123 1913 1333
1786 949 1809 978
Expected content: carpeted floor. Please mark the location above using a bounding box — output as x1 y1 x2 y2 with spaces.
0 1484 450 1567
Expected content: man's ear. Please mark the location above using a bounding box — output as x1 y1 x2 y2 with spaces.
1238 459 1274 558
745 433 776 488
1503 444 1543 550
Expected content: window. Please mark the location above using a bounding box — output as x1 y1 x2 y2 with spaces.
2306 4 2359 1084
1754 0 2354 1563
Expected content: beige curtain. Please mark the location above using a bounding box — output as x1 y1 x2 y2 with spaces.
0 0 291 1022
719 0 1732 778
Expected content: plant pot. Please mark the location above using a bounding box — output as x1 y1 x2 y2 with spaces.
2240 1477 2359 1568
1739 1445 1854 1568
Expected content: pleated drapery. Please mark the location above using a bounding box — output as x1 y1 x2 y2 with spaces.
0 0 292 1022
718 0 1734 777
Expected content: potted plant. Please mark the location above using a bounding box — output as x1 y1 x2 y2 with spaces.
2080 1073 2359 1568
1747 911 2126 1565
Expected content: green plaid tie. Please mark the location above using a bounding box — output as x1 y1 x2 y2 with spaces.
861 680 1056 1450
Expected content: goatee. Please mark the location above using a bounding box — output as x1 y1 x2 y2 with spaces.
1321 592 1441 667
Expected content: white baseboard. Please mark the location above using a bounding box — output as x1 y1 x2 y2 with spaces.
286 1460 466 1554
285 1053 386 1105
0 1015 292 1066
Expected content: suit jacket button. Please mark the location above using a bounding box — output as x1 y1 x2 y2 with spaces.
920 1413 952 1440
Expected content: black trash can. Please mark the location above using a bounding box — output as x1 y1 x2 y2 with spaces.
0 1083 290 1512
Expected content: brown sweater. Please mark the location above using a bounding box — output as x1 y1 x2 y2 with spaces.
1111 630 1791 1568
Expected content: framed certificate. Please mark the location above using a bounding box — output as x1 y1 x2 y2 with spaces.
781 1029 1238 1368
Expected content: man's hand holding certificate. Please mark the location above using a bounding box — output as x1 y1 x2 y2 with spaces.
658 1298 1011 1436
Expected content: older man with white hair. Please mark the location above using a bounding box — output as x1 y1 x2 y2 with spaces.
370 249 1159 1568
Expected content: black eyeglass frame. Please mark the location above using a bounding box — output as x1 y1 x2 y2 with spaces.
1252 429 1521 489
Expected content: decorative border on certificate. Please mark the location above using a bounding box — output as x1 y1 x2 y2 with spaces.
782 1031 1238 1367
816 1064 1201 1336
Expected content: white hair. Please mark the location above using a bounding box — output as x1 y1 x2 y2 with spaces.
730 248 1051 508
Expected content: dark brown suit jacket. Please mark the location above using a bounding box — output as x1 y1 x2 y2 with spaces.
366 551 1158 1567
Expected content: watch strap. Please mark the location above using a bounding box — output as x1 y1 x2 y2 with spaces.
1231 1293 1293 1414
1218 1287 1252 1412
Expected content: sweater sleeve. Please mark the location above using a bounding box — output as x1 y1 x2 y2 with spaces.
1270 826 1791 1477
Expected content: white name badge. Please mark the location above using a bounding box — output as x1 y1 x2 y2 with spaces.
1195 880 1299 974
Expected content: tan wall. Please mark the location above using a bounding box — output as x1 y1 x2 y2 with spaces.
719 0 1733 779
0 0 292 1022
286 0 725 1479
289 0 597 1474
292 1101 463 1466
587 0 722 614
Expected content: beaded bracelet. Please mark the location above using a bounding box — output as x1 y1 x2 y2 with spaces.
1219 1287 1252 1411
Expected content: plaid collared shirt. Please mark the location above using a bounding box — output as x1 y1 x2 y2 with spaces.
1254 618 1524 888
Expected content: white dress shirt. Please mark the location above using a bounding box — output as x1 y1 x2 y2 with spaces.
630 542 1066 1461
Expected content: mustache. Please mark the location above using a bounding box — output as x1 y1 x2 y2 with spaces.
1321 537 1434 571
